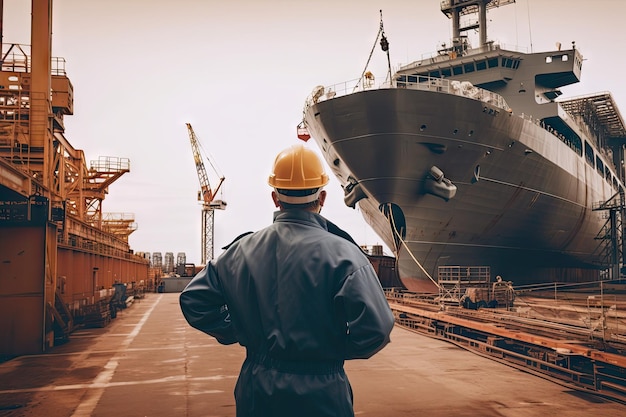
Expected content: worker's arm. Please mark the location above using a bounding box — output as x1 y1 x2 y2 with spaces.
334 263 395 359
179 263 237 345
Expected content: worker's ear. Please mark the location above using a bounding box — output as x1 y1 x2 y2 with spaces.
271 191 282 208
318 190 327 207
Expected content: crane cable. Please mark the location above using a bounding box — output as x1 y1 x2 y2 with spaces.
384 202 441 289
196 132 225 188
353 9 392 93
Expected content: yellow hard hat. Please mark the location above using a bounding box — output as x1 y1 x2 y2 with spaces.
268 144 329 203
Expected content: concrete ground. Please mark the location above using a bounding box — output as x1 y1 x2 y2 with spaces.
0 293 624 417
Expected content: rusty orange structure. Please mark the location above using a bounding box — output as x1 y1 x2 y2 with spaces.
0 0 149 356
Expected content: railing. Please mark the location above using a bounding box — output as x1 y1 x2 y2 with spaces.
400 41 529 72
1 43 67 76
305 74 511 112
90 156 130 172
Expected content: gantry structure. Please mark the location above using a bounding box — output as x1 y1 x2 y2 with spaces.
0 0 147 356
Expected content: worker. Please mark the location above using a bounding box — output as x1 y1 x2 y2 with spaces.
179 144 395 417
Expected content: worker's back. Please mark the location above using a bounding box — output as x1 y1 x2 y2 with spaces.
215 209 392 363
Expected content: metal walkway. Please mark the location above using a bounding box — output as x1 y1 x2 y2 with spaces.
388 290 626 404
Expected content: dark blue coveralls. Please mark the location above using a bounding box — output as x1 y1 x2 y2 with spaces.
179 210 395 416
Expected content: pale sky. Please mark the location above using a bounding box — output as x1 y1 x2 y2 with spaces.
3 0 625 265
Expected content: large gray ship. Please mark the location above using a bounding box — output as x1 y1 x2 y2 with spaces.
301 0 626 292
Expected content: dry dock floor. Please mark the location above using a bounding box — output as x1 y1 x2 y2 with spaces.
1 293 625 417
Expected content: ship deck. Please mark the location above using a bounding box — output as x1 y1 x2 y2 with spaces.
1 293 625 416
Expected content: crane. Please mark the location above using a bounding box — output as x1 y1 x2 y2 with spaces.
186 123 226 265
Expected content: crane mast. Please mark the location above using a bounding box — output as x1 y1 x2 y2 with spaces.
186 123 226 265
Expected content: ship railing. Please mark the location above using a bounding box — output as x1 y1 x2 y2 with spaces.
398 41 529 72
305 75 511 113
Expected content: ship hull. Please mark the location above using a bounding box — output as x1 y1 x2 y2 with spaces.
305 88 616 290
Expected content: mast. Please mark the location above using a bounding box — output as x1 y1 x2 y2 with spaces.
441 0 515 52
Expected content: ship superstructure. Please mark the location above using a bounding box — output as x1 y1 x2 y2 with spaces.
303 0 626 291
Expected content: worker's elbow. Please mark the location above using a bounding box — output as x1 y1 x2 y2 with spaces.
347 326 393 359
